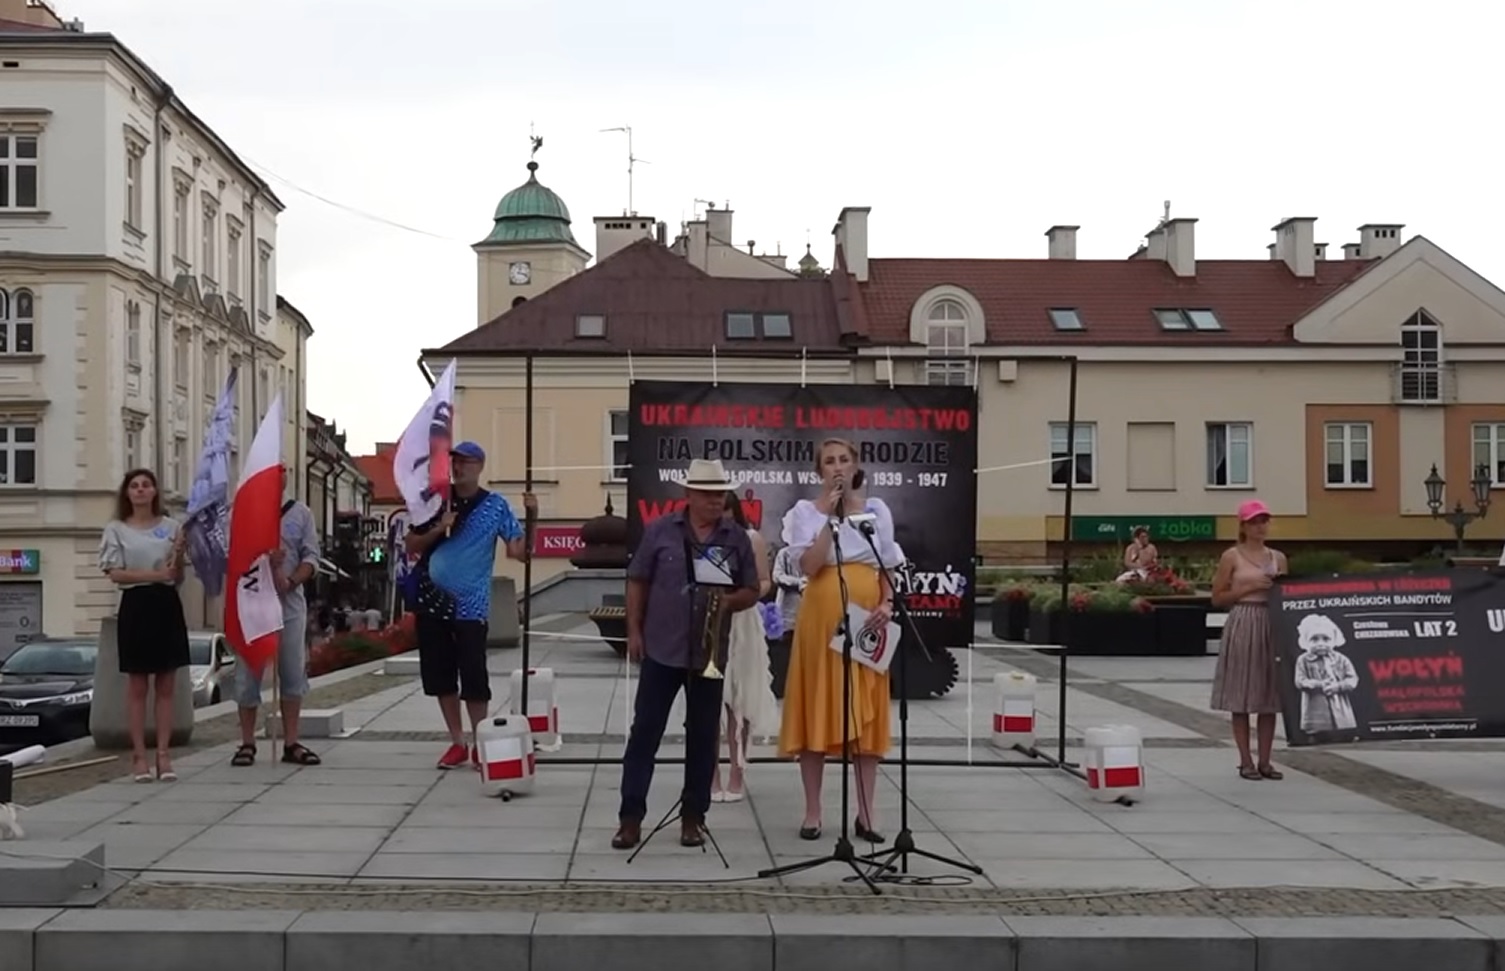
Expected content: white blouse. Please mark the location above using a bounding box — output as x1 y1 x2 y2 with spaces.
781 497 905 573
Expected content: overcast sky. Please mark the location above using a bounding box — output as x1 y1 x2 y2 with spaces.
60 0 1502 454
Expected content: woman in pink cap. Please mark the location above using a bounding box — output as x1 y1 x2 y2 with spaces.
1209 499 1288 780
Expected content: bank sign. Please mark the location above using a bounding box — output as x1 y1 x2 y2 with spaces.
1071 517 1217 544
0 549 39 575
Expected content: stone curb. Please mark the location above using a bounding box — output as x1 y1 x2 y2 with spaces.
2 911 1503 970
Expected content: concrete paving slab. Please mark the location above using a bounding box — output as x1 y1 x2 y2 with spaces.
382 825 578 855
0 909 58 971
1007 916 1254 971
1174 859 1410 890
770 914 1015 971
181 823 392 854
1233 917 1490 971
34 908 301 971
217 802 412 828
0 841 105 906
966 859 1198 891
285 910 535 971
531 913 774 971
149 848 372 879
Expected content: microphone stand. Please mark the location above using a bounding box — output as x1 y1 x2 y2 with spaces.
758 489 882 894
852 520 982 881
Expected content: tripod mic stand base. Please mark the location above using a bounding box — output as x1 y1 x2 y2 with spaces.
757 835 894 895
857 828 983 879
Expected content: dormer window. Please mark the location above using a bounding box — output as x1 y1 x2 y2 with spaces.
1155 308 1222 331
575 314 606 338
723 311 791 339
1048 308 1084 331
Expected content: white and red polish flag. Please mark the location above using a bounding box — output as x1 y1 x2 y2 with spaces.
225 394 285 677
394 359 457 525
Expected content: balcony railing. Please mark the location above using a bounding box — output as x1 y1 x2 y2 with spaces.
1391 362 1456 405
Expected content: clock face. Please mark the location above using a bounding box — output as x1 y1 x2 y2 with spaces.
509 261 531 285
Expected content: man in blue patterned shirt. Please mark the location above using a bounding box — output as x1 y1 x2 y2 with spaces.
405 441 537 769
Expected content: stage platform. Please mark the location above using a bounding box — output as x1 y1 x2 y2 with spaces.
7 616 1505 969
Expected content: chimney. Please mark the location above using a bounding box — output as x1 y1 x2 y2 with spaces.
1045 225 1078 260
1267 243 1277 260
1357 223 1404 260
1144 226 1167 262
1342 242 1362 260
705 204 733 244
1272 217 1317 277
1162 217 1197 277
832 207 870 282
1314 243 1328 261
593 215 657 264
655 221 667 245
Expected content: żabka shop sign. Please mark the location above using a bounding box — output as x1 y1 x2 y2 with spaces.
1071 516 1217 543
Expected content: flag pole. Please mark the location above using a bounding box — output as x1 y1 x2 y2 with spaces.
520 352 535 720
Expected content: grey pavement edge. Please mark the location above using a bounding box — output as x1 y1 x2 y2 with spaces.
2 911 1504 971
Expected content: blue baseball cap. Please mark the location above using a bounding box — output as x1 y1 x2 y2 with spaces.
450 441 486 463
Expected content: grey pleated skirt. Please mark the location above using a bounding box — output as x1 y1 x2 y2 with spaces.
1210 602 1282 714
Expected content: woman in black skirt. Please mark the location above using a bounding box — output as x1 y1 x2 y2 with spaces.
99 468 190 782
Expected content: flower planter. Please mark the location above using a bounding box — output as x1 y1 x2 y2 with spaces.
990 597 1030 641
1146 598 1211 656
1026 608 1158 655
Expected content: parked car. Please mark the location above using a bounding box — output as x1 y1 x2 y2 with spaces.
189 631 237 707
0 637 96 748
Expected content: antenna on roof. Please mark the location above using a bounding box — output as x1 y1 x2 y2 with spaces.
1162 199 1171 225
600 126 648 216
693 199 713 220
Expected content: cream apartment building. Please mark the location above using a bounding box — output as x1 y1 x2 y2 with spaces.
426 160 1505 584
0 7 305 639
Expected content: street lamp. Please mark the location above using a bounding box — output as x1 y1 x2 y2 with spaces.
1424 462 1493 552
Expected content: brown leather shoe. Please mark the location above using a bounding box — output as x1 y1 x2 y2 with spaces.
611 820 641 850
680 815 706 847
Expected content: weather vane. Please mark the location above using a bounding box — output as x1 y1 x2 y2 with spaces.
530 125 543 160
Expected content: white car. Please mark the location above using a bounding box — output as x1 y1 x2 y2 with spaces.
188 631 237 707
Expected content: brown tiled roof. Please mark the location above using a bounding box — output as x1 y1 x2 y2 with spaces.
432 238 846 354
855 256 1377 345
353 443 401 505
0 17 63 31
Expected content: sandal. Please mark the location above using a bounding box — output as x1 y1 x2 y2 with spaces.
1258 764 1284 780
1239 764 1262 780
282 743 322 766
231 744 256 767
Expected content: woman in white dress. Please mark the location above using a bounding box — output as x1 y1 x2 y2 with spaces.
712 492 780 802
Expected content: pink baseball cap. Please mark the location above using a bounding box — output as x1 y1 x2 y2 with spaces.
1237 499 1272 522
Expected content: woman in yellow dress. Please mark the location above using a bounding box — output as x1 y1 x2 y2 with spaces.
778 438 903 843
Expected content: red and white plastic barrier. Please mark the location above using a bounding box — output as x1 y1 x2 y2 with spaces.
476 715 536 800
991 671 1037 750
507 667 561 751
1083 724 1145 802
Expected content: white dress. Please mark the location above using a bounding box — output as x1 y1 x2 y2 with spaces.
722 527 781 757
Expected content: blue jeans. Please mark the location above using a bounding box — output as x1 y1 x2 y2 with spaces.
618 656 725 822
235 604 310 707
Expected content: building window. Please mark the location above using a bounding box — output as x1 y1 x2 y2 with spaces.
1155 308 1223 331
174 334 190 389
201 199 218 283
257 243 272 311
725 312 755 339
1324 422 1372 488
0 288 34 355
1206 422 1252 488
0 424 37 486
576 314 606 338
203 343 220 395
606 410 629 482
172 182 190 263
227 220 242 297
1049 422 1096 488
124 140 144 230
1473 423 1505 486
0 134 39 210
925 299 971 385
124 424 140 470
125 300 141 368
1048 308 1084 331
258 368 270 417
1399 310 1442 402
170 437 185 494
761 313 792 338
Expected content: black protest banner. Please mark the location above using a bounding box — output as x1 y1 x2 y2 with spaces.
1272 569 1505 745
626 380 979 665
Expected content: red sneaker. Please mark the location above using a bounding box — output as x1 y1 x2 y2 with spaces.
436 743 468 769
